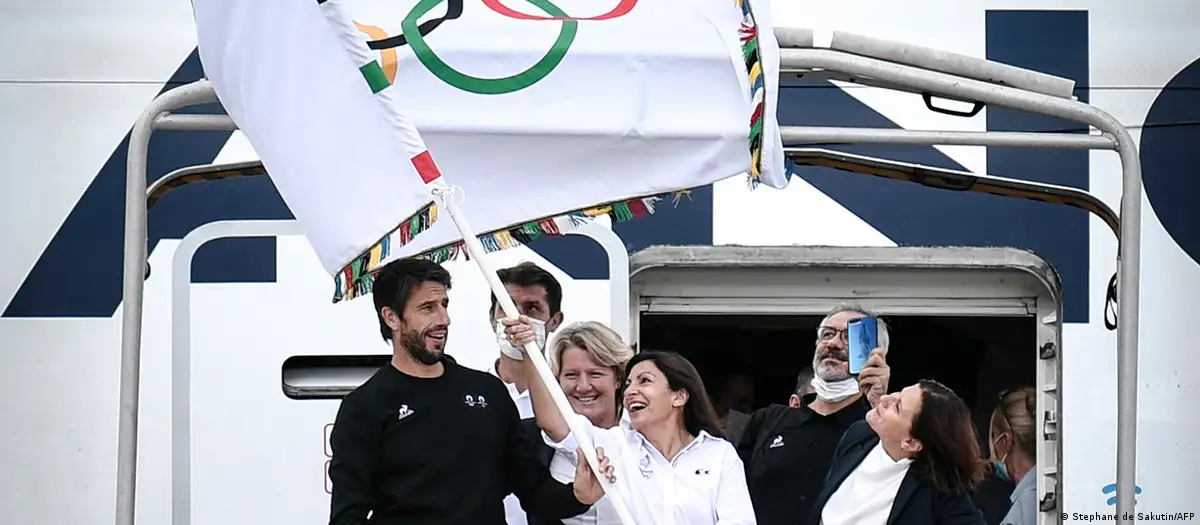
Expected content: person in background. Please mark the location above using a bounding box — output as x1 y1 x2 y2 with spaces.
495 357 513 385
736 303 892 525
327 258 610 525
493 262 566 415
970 470 1017 525
521 321 635 525
809 380 986 525
491 262 566 524
968 407 1016 525
988 387 1038 525
788 366 816 406
496 355 533 419
506 315 756 525
715 371 756 444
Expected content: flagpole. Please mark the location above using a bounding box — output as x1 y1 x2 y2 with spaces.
432 187 639 525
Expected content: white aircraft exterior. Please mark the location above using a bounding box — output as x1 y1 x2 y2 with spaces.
2 0 1198 524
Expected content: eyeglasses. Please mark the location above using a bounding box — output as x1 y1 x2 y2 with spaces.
816 326 848 343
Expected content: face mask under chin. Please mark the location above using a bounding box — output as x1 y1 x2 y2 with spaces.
810 376 859 402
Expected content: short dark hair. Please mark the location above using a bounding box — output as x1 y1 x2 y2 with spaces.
371 258 452 342
794 366 815 394
911 379 986 494
489 262 563 315
624 351 726 440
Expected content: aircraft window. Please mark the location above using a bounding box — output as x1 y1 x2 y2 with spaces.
281 354 390 399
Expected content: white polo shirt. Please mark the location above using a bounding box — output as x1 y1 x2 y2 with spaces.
546 412 633 525
547 450 622 525
544 412 757 525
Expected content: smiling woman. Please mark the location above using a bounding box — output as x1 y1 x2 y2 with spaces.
506 311 758 525
548 322 633 429
621 352 725 440
519 321 635 525
812 380 986 525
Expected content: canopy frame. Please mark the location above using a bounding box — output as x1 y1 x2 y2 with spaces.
115 28 1144 525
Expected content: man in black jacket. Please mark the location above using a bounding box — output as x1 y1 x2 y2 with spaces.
327 258 611 525
737 303 892 525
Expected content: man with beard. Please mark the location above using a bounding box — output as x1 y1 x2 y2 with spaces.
327 258 612 525
735 303 892 525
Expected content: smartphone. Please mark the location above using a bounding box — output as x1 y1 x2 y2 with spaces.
848 317 878 375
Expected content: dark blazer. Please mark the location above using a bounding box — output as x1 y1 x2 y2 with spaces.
808 420 986 525
519 417 567 525
971 467 1017 525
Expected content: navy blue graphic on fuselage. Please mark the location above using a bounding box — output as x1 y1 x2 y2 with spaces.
986 11 1090 322
1141 56 1200 266
524 187 714 280
1 46 712 316
4 50 287 317
784 10 1091 322
3 11 1104 319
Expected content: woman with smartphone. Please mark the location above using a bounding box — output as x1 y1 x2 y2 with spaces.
808 379 987 525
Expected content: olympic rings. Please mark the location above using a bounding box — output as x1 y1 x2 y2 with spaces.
401 0 577 95
356 22 399 85
362 0 637 95
368 0 463 51
481 0 638 21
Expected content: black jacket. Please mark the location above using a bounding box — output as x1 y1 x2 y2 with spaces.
328 362 588 525
808 420 986 525
519 417 568 525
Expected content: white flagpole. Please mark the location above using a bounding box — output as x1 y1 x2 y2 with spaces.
431 186 639 525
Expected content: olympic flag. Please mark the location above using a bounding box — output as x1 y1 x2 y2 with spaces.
192 0 783 302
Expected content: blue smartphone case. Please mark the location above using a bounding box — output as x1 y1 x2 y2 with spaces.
848 317 877 375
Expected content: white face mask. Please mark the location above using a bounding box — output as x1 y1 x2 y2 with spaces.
810 376 860 403
495 318 547 360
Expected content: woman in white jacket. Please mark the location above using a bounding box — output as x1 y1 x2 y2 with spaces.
504 316 757 525
516 321 636 525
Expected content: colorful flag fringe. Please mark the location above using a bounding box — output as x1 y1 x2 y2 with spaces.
331 190 691 303
334 202 439 302
737 0 767 189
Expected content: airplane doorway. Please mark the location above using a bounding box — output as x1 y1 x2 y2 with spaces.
637 313 1037 451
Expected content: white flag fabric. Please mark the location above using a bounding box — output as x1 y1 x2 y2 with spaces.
193 0 445 301
193 0 783 302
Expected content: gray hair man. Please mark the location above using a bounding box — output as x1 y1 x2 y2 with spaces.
811 303 891 407
735 303 892 525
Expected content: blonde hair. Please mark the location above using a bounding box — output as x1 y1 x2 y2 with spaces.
991 387 1036 459
548 321 634 382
